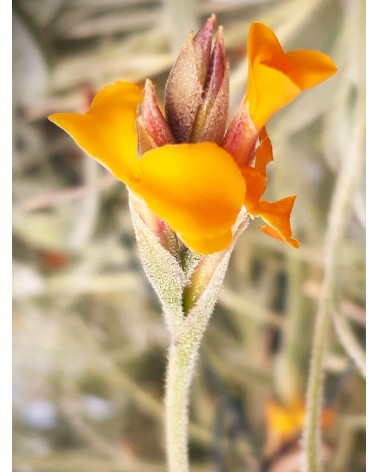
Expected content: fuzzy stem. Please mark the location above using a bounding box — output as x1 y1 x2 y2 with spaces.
165 339 197 472
164 284 226 471
164 219 248 471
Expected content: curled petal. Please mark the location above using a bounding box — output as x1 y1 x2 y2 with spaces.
247 23 337 129
259 224 299 248
241 165 267 210
254 127 273 175
286 50 339 90
129 143 246 254
249 196 299 248
48 81 142 183
240 129 273 208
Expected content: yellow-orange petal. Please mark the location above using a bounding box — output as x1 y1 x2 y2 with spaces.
250 196 300 248
240 128 273 209
48 81 142 183
241 165 267 210
180 230 233 255
129 143 246 254
286 50 338 90
258 225 299 248
246 23 337 129
254 127 273 176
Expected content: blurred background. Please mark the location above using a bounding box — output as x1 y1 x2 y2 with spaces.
13 0 365 471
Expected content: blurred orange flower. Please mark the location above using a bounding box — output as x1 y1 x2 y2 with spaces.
265 397 334 448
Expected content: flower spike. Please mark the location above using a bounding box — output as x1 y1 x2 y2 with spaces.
49 19 337 254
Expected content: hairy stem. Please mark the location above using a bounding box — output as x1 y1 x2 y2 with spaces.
165 339 197 472
163 222 247 470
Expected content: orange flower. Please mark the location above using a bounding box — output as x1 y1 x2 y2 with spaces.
49 22 336 254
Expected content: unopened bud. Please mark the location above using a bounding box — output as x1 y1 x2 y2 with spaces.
164 16 216 143
190 27 229 144
192 14 216 86
222 101 259 165
183 252 224 312
137 79 175 153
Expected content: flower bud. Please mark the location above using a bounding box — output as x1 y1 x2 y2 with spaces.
137 79 175 153
190 27 229 144
192 14 216 87
164 15 216 143
222 101 259 166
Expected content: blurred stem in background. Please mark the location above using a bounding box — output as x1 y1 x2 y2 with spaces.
274 257 305 403
302 0 365 470
163 0 198 53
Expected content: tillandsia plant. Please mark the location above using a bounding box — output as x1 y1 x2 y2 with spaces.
49 16 337 472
